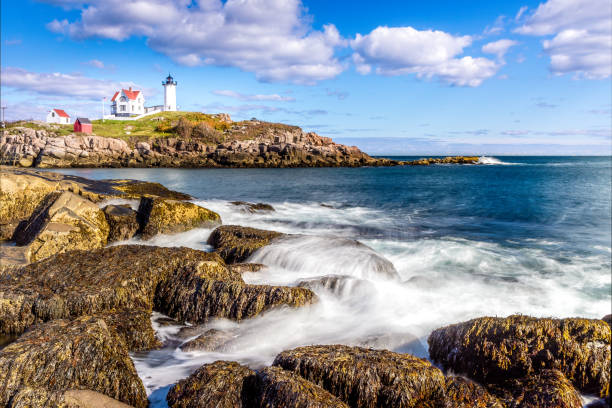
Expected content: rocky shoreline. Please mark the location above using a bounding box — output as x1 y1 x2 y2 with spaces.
0 168 608 407
1 124 480 168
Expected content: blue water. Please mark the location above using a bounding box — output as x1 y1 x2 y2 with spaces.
49 156 612 402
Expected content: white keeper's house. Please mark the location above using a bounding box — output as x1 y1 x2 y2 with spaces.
110 87 145 117
105 74 177 120
46 108 71 124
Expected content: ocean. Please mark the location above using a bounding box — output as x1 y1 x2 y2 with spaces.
48 156 612 405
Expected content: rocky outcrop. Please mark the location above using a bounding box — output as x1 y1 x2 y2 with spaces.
404 156 480 165
444 376 504 408
231 201 275 213
138 197 221 239
8 388 134 408
207 225 284 263
103 204 140 242
166 361 258 408
0 316 148 407
258 366 350 408
0 245 314 336
273 345 447 408
1 124 397 168
13 191 110 262
179 328 235 352
428 315 611 397
230 262 267 274
100 309 161 351
492 369 583 408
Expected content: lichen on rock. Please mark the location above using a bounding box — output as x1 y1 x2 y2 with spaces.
103 204 140 242
138 197 221 239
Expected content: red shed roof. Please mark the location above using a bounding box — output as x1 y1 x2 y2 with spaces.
111 88 141 101
53 109 70 118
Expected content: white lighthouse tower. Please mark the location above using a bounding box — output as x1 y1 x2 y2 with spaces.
162 74 177 111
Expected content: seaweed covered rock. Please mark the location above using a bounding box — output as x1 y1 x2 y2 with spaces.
138 197 221 239
0 244 314 337
404 156 480 165
0 245 235 336
103 204 139 242
492 369 582 408
602 314 611 326
166 361 258 408
273 345 447 408
207 225 284 263
100 309 161 351
179 328 235 352
428 315 611 397
13 191 110 262
231 201 275 213
444 376 504 408
155 277 316 323
230 262 267 274
0 316 147 407
258 366 349 408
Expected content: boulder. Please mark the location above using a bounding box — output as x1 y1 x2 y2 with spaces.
179 328 234 352
0 316 147 407
273 345 447 408
207 225 284 263
492 369 582 408
13 191 110 262
0 169 58 225
166 361 258 408
444 376 504 408
100 309 161 351
8 388 133 408
138 197 221 239
602 314 611 326
428 315 611 397
230 201 275 213
258 366 349 408
103 204 139 242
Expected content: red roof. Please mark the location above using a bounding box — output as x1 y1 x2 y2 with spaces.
111 89 141 101
53 109 69 118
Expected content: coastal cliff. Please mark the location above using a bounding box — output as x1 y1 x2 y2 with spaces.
0 113 397 168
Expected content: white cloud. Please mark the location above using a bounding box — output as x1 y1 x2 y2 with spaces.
212 90 295 102
84 59 105 69
1 66 139 100
482 39 518 60
515 0 611 78
44 0 345 84
350 26 499 86
515 6 528 21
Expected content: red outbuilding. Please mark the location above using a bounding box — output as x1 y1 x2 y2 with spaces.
74 117 92 134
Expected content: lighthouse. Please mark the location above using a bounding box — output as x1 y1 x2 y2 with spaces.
162 74 177 111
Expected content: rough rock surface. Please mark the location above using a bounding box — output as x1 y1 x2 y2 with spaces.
273 345 447 408
428 315 611 397
258 366 350 408
138 197 221 239
0 316 147 408
207 225 284 263
231 201 275 213
0 245 314 336
166 361 258 408
103 204 140 242
100 309 161 351
230 263 267 274
492 369 583 408
179 328 235 352
8 388 134 408
444 376 504 408
1 124 397 168
13 191 110 262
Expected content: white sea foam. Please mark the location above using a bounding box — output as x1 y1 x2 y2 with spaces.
477 156 519 165
129 199 611 408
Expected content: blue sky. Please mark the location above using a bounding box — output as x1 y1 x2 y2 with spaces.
2 0 610 155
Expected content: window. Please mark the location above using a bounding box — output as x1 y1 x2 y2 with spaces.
120 105 126 112
52 112 55 117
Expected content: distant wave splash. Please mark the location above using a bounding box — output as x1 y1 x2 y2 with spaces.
478 156 517 165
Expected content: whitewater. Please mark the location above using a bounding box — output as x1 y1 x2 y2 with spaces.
50 156 612 406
